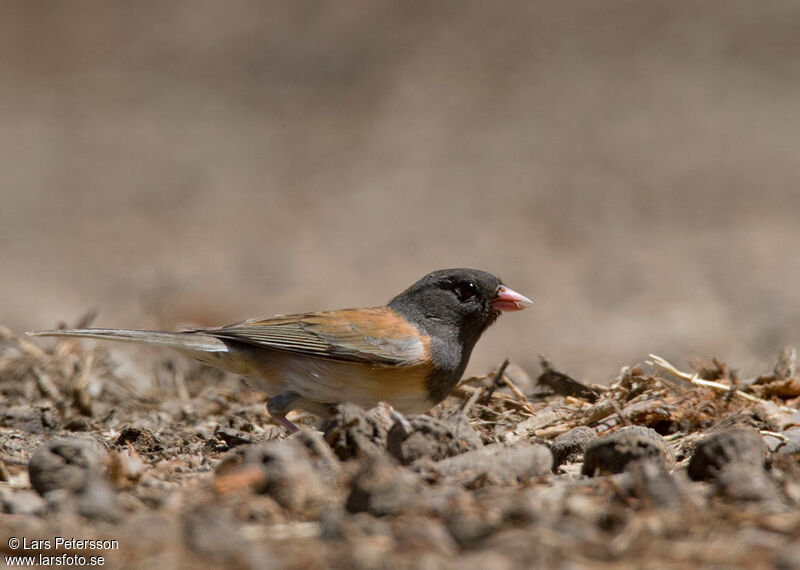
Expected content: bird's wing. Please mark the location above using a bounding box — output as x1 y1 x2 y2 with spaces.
203 307 428 366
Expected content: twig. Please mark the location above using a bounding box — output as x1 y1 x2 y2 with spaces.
482 359 510 405
460 373 493 385
504 408 571 443
501 371 537 416
31 366 63 402
0 325 46 358
760 430 789 443
609 398 631 427
534 424 572 438
73 352 94 416
580 400 617 425
453 384 533 412
459 383 485 417
662 432 686 441
647 354 764 404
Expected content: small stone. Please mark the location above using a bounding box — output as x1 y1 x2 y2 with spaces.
241 439 330 513
183 504 248 564
390 514 457 557
324 403 392 461
42 475 121 522
292 427 341 481
551 426 598 468
434 442 552 484
387 415 482 465
116 426 163 454
582 426 671 476
445 492 505 545
319 509 393 541
346 455 422 516
774 428 800 456
615 460 695 508
62 417 92 432
214 427 252 449
714 463 786 506
28 437 105 496
0 488 46 515
76 477 122 522
688 427 767 481
2 406 49 433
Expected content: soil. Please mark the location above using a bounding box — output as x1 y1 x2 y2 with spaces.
3 328 800 569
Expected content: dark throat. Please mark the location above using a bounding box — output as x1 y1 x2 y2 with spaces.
389 301 496 405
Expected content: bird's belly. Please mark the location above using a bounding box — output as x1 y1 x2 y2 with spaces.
280 357 436 414
196 348 436 414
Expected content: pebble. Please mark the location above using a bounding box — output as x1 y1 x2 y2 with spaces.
434 442 552 484
688 427 767 481
27 437 105 495
324 403 392 461
582 426 671 476
387 415 482 465
346 455 422 516
551 426 598 468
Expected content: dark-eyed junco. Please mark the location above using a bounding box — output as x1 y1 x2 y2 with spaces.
29 268 531 431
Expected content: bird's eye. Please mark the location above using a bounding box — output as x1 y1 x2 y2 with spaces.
453 281 478 302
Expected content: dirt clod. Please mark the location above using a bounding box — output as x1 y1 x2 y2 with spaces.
582 426 671 476
239 439 331 513
5 326 800 569
434 442 552 484
688 426 767 480
324 403 392 460
116 426 163 453
713 463 786 506
387 415 482 465
346 455 422 516
551 426 598 468
0 488 46 515
28 437 105 495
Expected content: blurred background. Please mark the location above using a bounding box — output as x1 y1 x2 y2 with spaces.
2 1 799 383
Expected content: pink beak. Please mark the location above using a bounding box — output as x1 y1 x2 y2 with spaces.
491 285 532 312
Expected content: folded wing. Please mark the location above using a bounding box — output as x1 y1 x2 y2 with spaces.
204 307 428 366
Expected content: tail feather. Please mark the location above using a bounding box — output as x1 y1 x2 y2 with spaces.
26 328 228 353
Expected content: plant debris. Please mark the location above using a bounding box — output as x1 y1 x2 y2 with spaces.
2 326 800 569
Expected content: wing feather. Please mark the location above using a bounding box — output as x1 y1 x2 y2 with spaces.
203 307 427 366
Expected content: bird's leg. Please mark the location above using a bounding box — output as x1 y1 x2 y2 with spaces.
389 406 413 437
267 392 301 433
267 392 339 433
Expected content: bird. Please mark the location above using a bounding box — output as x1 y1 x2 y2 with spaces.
28 268 531 432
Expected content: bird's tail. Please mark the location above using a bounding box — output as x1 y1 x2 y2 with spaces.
26 328 228 353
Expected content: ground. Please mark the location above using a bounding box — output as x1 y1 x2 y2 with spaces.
2 327 800 569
